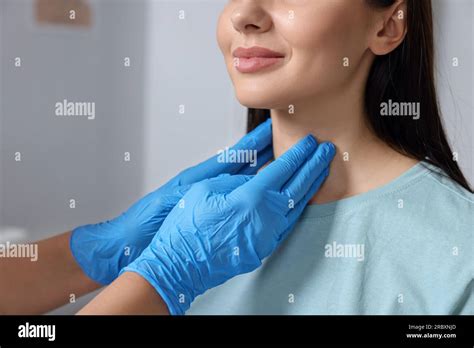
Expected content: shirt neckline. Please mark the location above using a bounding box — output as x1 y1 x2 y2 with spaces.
300 161 434 219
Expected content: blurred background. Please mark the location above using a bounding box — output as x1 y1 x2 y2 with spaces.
0 0 472 314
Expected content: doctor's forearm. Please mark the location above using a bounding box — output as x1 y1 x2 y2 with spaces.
77 272 170 315
0 231 101 314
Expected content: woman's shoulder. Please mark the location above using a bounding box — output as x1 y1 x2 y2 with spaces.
398 161 473 237
419 161 473 208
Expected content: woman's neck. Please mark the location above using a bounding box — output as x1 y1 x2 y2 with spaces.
270 92 419 205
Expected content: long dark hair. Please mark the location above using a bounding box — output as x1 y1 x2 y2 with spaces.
247 0 473 193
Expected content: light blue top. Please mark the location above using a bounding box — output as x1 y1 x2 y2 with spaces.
187 161 473 315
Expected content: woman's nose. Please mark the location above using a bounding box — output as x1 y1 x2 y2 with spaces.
231 3 273 35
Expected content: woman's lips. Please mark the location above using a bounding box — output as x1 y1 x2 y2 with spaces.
233 46 285 74
235 57 284 73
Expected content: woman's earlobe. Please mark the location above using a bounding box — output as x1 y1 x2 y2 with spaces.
368 3 408 56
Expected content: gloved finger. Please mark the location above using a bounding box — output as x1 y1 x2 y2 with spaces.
192 174 252 194
237 145 274 175
164 184 193 205
174 119 272 185
281 142 336 204
247 134 318 190
133 183 192 220
232 117 272 152
281 166 330 240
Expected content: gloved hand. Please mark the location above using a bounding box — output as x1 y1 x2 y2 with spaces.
70 119 274 285
121 135 336 315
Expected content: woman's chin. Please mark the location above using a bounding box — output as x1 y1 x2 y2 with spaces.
235 93 284 110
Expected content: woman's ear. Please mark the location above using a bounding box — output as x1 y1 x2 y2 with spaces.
368 0 408 56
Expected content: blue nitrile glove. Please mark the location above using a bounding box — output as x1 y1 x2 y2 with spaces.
70 119 274 285
121 135 336 315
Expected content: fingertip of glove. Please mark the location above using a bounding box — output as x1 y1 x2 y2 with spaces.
302 134 318 151
254 117 272 133
320 142 336 159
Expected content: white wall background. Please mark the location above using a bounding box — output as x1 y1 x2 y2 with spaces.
433 0 474 179
0 0 472 314
0 0 150 313
142 0 246 194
